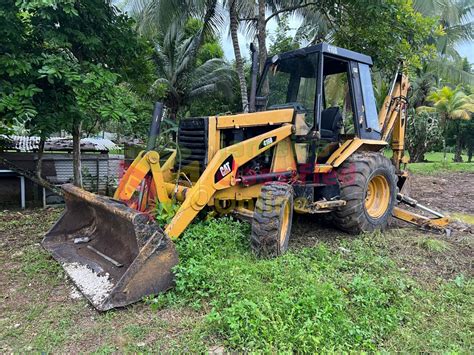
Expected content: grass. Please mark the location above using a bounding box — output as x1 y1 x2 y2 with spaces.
418 238 450 252
146 218 473 352
406 151 474 174
452 212 474 225
1 209 472 352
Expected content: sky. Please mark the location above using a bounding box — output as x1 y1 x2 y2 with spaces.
457 42 474 63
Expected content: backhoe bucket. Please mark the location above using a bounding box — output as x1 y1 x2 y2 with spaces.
42 184 178 311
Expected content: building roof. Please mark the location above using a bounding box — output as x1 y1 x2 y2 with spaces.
0 135 117 153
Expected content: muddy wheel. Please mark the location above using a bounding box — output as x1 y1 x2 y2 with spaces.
251 182 294 257
333 152 397 233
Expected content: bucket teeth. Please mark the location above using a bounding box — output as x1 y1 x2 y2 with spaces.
42 184 179 311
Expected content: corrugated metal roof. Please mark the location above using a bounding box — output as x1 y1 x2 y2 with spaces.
81 138 117 151
0 135 117 152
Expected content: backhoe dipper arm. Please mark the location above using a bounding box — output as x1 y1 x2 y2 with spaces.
165 124 294 239
378 69 410 171
393 193 450 231
379 70 451 231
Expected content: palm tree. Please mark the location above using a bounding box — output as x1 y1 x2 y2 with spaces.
414 0 474 86
418 86 474 162
126 0 224 48
151 22 235 118
228 0 254 112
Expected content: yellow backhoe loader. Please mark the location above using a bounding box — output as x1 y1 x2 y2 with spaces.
43 43 449 311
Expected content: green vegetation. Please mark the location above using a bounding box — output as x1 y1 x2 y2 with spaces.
143 218 472 352
418 86 474 162
407 151 474 174
1 209 472 352
418 238 450 252
2 0 473 185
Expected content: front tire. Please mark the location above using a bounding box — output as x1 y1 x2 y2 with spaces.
251 183 294 257
333 152 397 233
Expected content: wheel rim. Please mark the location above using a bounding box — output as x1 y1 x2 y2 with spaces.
279 201 291 247
365 175 390 219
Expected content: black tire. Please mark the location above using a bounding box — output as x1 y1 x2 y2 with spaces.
251 182 294 257
333 152 397 234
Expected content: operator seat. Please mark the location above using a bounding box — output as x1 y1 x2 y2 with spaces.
320 107 343 141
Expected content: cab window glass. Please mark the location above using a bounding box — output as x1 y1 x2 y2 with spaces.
359 63 379 131
322 58 355 134
259 53 319 128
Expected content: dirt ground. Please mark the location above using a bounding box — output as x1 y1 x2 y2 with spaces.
0 172 473 352
408 172 474 215
292 171 474 284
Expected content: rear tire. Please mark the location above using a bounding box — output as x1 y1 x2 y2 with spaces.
333 152 397 234
251 183 294 257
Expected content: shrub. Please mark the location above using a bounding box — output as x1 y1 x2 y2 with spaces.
148 218 412 351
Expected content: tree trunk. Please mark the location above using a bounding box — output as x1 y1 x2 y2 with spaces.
453 121 463 163
412 150 426 163
36 136 46 183
257 0 268 96
257 0 267 75
72 120 83 188
441 113 448 163
230 1 249 112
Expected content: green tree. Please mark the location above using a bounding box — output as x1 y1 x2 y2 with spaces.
406 110 443 162
150 21 235 118
0 0 152 187
462 118 474 162
418 86 474 162
268 15 300 56
410 0 474 108
228 0 254 112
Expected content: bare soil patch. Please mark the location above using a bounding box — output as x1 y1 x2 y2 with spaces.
290 172 473 284
408 172 474 215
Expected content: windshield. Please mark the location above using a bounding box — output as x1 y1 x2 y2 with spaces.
258 52 319 125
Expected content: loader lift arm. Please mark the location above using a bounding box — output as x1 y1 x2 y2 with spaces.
116 124 294 239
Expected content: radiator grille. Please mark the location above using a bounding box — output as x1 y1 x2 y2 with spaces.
175 117 208 175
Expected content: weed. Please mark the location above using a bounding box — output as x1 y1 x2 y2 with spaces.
384 278 473 351
124 324 150 340
18 245 63 283
451 213 474 225
1 209 472 352
153 200 180 227
418 238 449 252
150 218 412 351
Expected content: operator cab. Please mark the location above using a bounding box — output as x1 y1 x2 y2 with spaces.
256 43 381 142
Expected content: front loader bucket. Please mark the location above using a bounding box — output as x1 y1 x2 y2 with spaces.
42 184 178 311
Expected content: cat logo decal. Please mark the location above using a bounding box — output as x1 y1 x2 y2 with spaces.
214 155 235 183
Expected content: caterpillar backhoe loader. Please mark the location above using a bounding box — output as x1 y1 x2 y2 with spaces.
43 43 449 311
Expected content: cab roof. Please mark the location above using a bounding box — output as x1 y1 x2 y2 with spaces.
267 42 373 66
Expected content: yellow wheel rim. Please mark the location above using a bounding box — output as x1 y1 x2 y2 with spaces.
365 175 390 219
280 201 291 247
